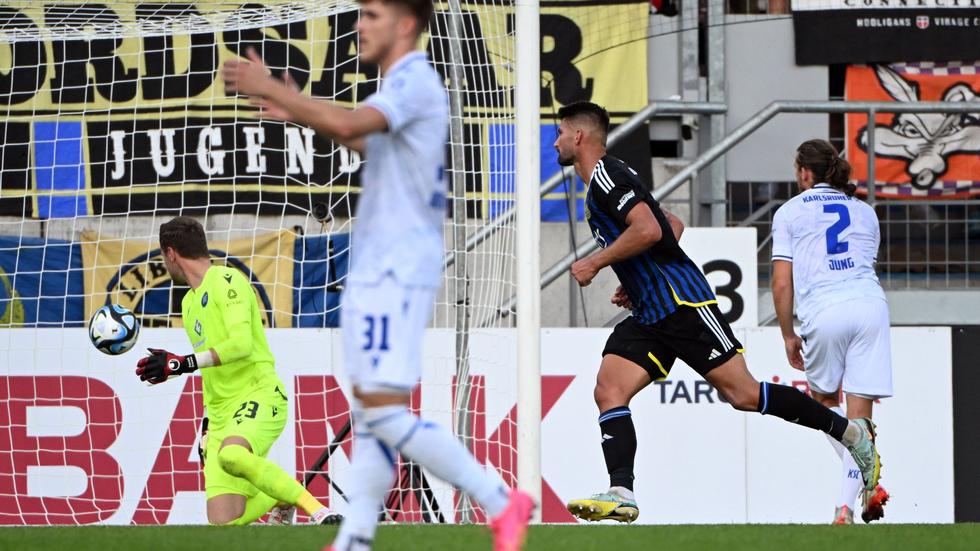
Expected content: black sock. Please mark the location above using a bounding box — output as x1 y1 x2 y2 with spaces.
599 406 636 491
757 382 849 441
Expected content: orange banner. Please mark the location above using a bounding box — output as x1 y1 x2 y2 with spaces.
845 63 980 199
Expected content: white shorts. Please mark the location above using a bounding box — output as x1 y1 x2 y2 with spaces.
801 297 893 399
340 274 436 394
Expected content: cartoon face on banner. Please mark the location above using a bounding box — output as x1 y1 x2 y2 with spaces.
846 64 980 198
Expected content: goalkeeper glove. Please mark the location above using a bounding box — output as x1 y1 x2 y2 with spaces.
197 416 209 466
136 348 199 384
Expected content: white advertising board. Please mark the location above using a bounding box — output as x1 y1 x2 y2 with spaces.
0 326 953 524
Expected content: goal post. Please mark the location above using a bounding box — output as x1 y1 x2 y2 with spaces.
514 0 541 519
0 0 530 524
0 0 656 525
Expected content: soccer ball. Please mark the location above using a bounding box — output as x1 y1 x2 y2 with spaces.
89 304 140 355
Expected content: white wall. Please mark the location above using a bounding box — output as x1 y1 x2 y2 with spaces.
0 326 953 524
724 16 829 181
541 227 758 328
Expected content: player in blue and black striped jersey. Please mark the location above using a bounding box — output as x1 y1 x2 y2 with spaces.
556 102 882 523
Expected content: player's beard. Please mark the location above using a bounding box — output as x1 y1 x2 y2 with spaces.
556 148 574 167
166 265 187 285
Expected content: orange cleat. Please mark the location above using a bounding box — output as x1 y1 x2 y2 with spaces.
861 485 890 523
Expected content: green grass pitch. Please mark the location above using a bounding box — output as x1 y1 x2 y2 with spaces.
2 524 977 551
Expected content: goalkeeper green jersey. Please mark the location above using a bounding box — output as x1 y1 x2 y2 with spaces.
181 265 282 424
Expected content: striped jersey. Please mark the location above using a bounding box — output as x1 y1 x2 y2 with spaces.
771 183 886 322
585 155 716 325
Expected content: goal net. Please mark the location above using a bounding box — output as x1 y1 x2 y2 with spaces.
0 0 653 525
0 0 523 525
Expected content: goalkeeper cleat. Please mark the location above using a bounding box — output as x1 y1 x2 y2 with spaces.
490 490 534 551
310 507 344 525
832 505 854 525
267 504 295 525
861 485 890 523
844 418 881 492
566 490 639 523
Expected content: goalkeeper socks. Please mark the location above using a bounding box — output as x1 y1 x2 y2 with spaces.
756 382 849 441
216 444 323 515
296 491 324 517
598 407 636 491
332 431 397 551
226 492 279 526
364 405 510 518
827 406 863 508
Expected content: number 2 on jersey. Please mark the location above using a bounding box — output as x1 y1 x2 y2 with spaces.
823 204 851 254
362 315 390 351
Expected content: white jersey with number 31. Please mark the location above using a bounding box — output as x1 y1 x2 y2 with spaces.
771 183 886 322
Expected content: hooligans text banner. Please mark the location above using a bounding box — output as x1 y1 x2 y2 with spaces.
791 0 980 65
845 64 980 199
81 230 296 329
0 0 648 219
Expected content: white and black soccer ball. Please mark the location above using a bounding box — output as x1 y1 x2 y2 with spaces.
89 304 140 355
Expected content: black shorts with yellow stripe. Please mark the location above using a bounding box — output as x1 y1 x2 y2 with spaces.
602 303 743 379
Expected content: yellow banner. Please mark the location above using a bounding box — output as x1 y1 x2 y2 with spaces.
1 1 648 219
539 1 649 118
81 229 295 328
0 0 649 117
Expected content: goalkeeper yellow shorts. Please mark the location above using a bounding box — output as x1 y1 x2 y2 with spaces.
204 382 288 499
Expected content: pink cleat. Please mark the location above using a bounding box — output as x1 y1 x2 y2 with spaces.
490 490 534 551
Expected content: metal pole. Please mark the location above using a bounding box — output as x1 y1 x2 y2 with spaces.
680 0 700 170
707 0 726 227
566 178 579 327
867 108 877 204
443 0 475 522
514 0 541 517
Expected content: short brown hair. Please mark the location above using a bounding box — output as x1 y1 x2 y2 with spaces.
361 0 433 33
796 139 855 196
159 216 209 259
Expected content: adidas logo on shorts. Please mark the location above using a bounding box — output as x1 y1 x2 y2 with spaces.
708 349 721 360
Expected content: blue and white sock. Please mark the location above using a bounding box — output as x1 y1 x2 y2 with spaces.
332 412 397 551
364 405 510 518
826 406 863 509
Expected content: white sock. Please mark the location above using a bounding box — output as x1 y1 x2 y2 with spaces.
332 420 397 551
841 420 862 446
364 405 510 518
609 486 635 501
827 406 862 509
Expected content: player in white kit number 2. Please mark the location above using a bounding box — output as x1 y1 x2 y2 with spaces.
771 139 892 524
221 0 533 549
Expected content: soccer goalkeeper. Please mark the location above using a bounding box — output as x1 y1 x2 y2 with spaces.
136 216 341 526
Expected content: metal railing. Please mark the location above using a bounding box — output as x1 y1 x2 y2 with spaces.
501 100 980 318
730 182 980 292
443 100 727 271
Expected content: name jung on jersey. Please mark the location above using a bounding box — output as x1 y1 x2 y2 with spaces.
829 257 856 271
